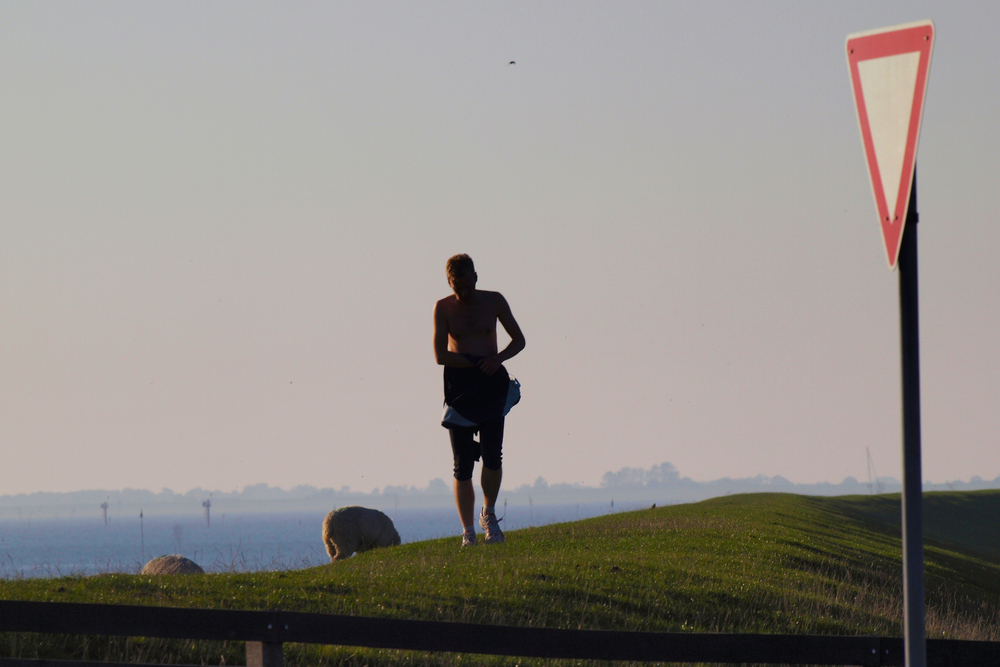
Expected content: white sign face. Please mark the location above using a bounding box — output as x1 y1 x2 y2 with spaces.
857 51 921 224
846 21 934 269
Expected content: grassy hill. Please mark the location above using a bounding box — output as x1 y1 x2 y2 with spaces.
2 491 999 665
828 490 1000 563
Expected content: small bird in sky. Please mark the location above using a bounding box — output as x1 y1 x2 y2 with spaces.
509 61 515 65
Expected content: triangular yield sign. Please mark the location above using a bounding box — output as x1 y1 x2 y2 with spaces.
847 20 934 269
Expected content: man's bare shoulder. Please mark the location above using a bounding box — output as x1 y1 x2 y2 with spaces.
434 294 459 312
478 290 507 306
435 290 506 311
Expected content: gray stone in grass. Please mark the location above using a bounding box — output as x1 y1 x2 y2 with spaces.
142 554 205 575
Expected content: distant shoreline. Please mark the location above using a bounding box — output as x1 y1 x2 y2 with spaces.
4 462 999 521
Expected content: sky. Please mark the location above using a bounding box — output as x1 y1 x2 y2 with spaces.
2 2 999 497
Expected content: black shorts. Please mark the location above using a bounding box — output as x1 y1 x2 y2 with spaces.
442 360 510 427
450 416 504 481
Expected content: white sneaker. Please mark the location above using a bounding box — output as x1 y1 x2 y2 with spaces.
461 530 477 547
479 510 505 544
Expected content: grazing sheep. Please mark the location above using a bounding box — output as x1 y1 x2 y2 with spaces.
142 554 204 575
322 506 400 561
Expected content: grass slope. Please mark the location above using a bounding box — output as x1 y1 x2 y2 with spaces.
2 492 999 665
827 490 1000 563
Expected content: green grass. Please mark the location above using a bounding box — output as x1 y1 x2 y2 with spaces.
2 491 1000 665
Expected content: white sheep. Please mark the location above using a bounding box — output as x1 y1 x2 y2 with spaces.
322 506 400 561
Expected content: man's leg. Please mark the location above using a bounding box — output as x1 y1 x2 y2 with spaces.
478 416 505 509
477 417 506 543
449 426 478 545
454 477 475 530
481 466 502 508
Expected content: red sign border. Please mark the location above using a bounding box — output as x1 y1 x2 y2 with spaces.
847 21 934 268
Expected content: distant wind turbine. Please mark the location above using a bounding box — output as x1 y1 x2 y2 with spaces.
866 447 884 494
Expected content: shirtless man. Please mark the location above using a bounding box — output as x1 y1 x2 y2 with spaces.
433 254 525 546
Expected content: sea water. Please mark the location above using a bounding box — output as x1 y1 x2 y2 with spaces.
0 503 621 579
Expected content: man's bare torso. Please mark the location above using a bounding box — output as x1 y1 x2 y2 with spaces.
436 290 501 358
433 265 524 375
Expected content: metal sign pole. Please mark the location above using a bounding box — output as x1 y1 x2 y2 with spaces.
897 166 925 667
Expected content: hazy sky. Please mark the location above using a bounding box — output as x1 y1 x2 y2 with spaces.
3 2 998 496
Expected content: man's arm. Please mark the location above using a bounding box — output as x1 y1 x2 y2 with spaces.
477 293 525 375
433 300 475 368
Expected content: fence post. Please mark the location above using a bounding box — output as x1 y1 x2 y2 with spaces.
246 641 283 667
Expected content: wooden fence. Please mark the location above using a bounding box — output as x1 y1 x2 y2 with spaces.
1 600 998 666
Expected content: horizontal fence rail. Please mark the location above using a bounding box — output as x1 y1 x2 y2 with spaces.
2 600 1000 666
